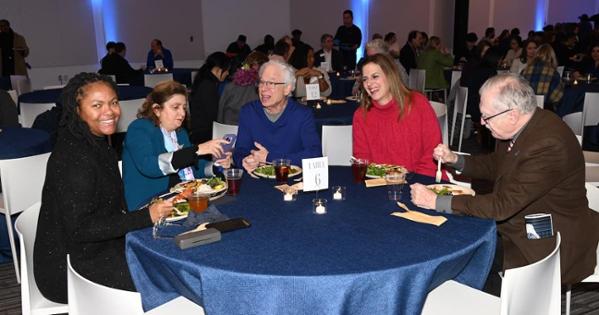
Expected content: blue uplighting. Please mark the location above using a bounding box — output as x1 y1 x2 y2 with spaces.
102 0 118 42
351 0 369 61
534 0 546 31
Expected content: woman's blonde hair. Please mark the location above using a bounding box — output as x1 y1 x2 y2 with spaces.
359 53 412 119
137 80 188 126
534 44 558 68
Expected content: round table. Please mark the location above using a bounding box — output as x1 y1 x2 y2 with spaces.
18 86 152 105
329 75 356 99
126 167 496 314
0 127 52 159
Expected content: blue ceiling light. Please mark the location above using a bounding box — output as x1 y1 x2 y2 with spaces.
351 0 369 61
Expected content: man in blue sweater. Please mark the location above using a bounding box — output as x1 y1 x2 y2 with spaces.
234 60 321 171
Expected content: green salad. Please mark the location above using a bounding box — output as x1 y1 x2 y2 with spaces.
430 186 453 196
255 165 299 176
366 164 387 177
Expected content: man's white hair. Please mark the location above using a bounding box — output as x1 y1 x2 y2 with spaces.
479 73 537 114
259 60 296 92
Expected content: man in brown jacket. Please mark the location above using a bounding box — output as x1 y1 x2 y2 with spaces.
0 19 29 76
411 73 598 285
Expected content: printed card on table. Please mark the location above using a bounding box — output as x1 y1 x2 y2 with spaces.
319 61 330 72
302 157 328 192
305 83 320 101
154 59 164 69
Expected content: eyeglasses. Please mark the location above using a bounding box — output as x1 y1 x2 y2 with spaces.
481 108 512 124
257 80 286 89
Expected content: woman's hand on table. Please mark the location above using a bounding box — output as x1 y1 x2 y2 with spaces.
410 183 437 209
433 144 457 164
197 139 227 157
148 198 174 223
215 152 232 169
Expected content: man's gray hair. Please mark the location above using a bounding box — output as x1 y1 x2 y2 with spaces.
259 60 296 92
365 39 389 54
479 73 537 114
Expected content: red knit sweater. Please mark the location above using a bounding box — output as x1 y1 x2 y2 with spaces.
352 92 445 178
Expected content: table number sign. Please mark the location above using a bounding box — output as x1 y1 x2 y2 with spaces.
305 83 320 101
154 59 164 70
319 61 330 72
302 157 328 191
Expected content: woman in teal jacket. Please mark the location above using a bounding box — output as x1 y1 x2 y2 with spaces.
122 81 230 209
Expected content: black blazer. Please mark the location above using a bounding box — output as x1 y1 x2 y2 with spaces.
314 48 344 72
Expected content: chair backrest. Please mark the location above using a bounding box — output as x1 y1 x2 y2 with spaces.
67 255 144 315
19 102 56 128
0 152 50 216
408 69 426 92
43 85 65 90
586 183 599 212
563 112 582 136
535 95 545 108
450 86 469 151
144 73 173 88
15 202 69 315
429 101 449 145
116 98 145 132
557 66 564 77
212 121 238 139
191 71 198 84
582 93 599 129
8 89 18 104
107 75 117 82
500 233 561 315
322 125 352 166
10 75 31 95
118 160 123 178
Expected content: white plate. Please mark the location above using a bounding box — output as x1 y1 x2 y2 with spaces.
170 178 227 196
426 184 476 196
165 189 227 222
253 165 302 179
345 96 359 102
365 164 408 179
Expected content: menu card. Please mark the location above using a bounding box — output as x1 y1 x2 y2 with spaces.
305 83 320 100
302 157 328 191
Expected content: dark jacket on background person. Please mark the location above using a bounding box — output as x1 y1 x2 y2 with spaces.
314 48 344 72
189 72 220 144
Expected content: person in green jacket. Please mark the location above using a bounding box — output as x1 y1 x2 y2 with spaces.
416 36 453 90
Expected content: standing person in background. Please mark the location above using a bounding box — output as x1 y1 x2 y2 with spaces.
146 39 174 71
189 52 231 144
334 9 362 71
399 30 423 74
314 33 344 73
0 19 29 76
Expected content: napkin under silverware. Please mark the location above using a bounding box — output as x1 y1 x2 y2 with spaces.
391 202 447 226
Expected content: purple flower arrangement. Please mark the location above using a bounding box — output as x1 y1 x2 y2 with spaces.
232 65 259 87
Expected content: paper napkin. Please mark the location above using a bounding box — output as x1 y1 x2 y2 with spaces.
390 211 447 226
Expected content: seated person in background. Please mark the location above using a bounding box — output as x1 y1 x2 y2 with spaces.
501 36 522 68
573 43 599 80
226 34 252 64
122 81 231 210
314 33 344 73
188 52 231 144
411 73 599 286
234 60 321 170
146 39 174 71
218 51 269 125
357 39 408 84
0 89 19 127
288 29 309 70
454 32 478 65
416 36 454 90
98 42 143 84
255 34 275 55
269 39 290 63
353 54 444 178
521 44 564 111
509 39 537 74
34 73 173 303
384 32 400 59
399 30 423 74
100 41 116 71
294 46 332 98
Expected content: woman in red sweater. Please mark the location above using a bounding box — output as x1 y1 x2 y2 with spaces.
353 53 444 178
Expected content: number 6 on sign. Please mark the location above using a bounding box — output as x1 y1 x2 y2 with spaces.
302 157 329 192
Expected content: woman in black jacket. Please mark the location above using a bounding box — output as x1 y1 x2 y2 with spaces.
189 52 232 144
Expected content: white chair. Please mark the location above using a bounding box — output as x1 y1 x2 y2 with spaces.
321 125 352 166
43 85 65 90
565 184 599 315
10 75 31 96
447 70 462 104
212 121 238 139
450 86 469 151
563 112 582 136
144 73 173 88
15 202 69 315
0 152 50 283
408 69 426 92
446 151 471 188
581 92 599 144
557 66 565 78
422 233 562 315
430 101 449 145
116 98 144 132
67 255 204 315
8 89 18 104
191 71 198 85
535 95 545 108
118 160 123 177
19 102 56 128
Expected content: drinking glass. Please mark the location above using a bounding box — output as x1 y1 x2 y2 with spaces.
385 172 406 201
224 169 244 195
351 158 368 183
188 192 209 213
273 159 291 184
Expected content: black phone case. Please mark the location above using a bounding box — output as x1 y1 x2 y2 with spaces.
206 218 251 233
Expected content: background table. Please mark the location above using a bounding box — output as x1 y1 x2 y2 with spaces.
0 127 52 159
329 75 356 99
312 100 359 136
556 83 599 118
126 167 496 314
18 86 152 106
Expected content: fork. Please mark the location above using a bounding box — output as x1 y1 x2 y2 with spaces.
397 202 411 212
435 159 442 183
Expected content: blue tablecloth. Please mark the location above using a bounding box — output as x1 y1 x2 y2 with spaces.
0 127 52 159
0 76 11 91
557 83 599 117
172 68 199 87
18 86 152 105
126 167 496 314
329 75 356 99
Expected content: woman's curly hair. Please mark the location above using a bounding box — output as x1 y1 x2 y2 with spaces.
58 72 118 146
